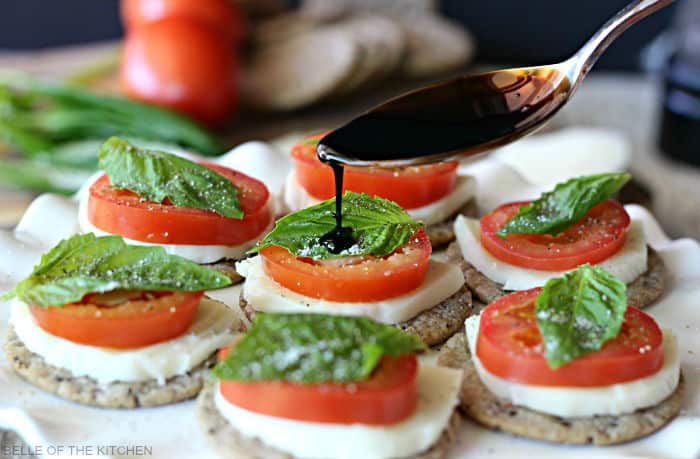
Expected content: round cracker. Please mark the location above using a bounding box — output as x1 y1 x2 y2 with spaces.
242 28 359 111
397 15 475 78
251 13 319 46
438 332 684 445
333 15 405 95
445 244 666 308
197 379 461 459
4 326 216 408
204 259 244 285
426 198 478 249
239 284 472 347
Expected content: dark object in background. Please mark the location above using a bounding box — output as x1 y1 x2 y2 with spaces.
658 0 700 167
659 56 700 166
442 0 675 70
0 0 675 72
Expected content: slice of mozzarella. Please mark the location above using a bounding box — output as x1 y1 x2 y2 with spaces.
464 315 681 418
78 196 274 264
10 297 239 384
454 215 648 291
283 172 476 226
216 141 292 216
236 257 464 324
492 127 630 186
14 194 81 250
213 359 462 459
0 193 82 285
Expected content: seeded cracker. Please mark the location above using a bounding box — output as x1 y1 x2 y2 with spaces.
425 199 477 249
242 29 359 111
445 243 666 308
437 332 684 445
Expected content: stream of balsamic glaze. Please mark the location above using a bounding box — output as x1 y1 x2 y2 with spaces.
318 162 356 254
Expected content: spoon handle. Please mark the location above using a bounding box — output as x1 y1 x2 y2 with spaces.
567 0 675 88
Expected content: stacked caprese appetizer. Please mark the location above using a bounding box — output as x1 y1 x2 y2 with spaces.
438 264 683 445
3 233 239 407
236 191 472 346
447 172 665 307
198 313 463 459
284 133 477 248
78 137 274 283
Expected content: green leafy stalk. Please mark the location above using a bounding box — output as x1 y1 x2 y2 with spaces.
3 233 232 308
497 172 631 238
535 264 627 369
27 82 223 156
213 313 425 384
0 159 91 195
249 191 423 260
98 137 243 218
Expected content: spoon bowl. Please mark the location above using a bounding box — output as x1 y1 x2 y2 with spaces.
318 0 674 168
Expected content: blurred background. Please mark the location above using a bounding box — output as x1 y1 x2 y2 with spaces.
0 0 677 70
1 0 699 238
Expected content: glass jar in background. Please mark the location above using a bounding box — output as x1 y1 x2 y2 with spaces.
659 0 700 166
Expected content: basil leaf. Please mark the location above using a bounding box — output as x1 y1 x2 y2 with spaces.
3 233 232 308
535 264 627 369
98 137 243 218
249 191 422 260
212 313 425 383
497 172 631 237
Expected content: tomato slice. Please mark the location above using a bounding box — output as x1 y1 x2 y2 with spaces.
480 200 631 271
29 291 203 349
291 133 459 209
476 288 664 387
260 229 432 302
88 164 271 246
219 351 418 425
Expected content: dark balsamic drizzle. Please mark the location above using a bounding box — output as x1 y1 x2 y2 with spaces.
318 161 356 254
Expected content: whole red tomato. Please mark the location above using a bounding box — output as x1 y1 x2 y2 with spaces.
120 19 238 126
121 0 244 44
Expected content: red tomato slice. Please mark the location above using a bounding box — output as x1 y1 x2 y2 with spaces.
88 164 272 246
480 200 631 271
291 133 459 209
476 288 664 387
29 291 203 349
219 351 418 425
260 229 432 302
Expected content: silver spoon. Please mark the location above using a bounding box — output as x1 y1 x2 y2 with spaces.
318 0 675 168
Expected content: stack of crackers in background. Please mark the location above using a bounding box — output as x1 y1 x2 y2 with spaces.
241 0 476 111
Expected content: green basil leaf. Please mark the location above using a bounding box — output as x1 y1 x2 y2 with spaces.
98 137 243 218
535 264 627 369
3 233 232 308
497 172 631 237
249 191 422 260
212 313 425 383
